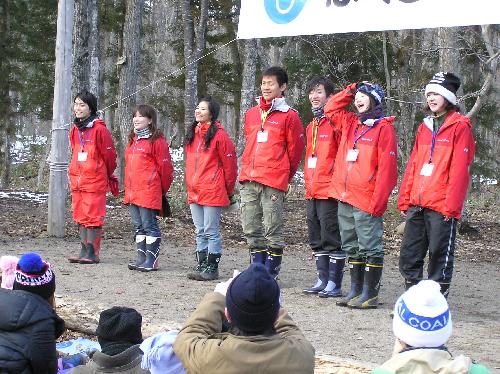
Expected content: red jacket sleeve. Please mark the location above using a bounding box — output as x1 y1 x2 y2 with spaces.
443 120 475 218
96 125 117 177
216 131 238 196
286 110 305 181
397 126 421 213
153 137 174 194
324 83 359 133
369 123 398 216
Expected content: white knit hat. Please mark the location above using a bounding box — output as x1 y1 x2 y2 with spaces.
393 280 452 348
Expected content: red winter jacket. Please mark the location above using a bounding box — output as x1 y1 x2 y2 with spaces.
398 111 475 219
239 97 305 192
185 122 237 206
123 134 174 210
304 116 341 199
324 83 398 217
69 118 117 194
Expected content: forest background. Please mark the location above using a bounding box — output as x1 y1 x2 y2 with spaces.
0 0 498 194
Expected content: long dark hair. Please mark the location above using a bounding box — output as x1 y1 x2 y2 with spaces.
128 104 163 145
185 96 220 149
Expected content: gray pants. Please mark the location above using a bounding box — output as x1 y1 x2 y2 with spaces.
338 201 384 262
240 181 285 251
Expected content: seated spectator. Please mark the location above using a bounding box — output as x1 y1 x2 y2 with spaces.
0 252 65 373
71 306 148 373
0 255 19 289
373 280 490 374
140 331 186 374
173 263 315 374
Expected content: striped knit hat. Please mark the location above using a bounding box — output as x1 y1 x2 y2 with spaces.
425 72 461 105
13 252 56 301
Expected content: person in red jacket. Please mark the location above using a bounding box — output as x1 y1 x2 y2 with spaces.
185 96 237 281
324 82 397 309
302 76 344 298
239 66 305 279
124 104 174 272
398 72 475 297
68 90 117 264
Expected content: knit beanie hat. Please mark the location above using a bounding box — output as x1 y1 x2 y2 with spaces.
96 306 143 347
226 263 280 333
13 252 55 301
393 280 452 348
0 255 19 289
425 72 461 105
356 83 385 106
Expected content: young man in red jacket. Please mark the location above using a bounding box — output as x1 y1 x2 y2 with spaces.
398 72 475 297
239 66 305 278
302 76 344 298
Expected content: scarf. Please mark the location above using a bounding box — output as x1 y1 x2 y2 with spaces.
134 127 152 139
74 114 96 131
357 103 385 124
311 105 325 120
259 96 273 112
99 340 136 356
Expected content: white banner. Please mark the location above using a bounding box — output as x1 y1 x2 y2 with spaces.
237 0 500 39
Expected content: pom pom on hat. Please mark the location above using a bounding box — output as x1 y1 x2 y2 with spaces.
392 280 452 348
13 252 55 301
425 72 461 105
0 255 19 289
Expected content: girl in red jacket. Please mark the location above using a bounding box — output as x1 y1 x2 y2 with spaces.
324 82 398 309
185 96 237 281
398 72 475 297
124 104 174 272
68 90 117 264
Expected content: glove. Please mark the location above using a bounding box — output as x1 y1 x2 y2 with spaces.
229 194 238 205
108 174 119 197
214 270 241 296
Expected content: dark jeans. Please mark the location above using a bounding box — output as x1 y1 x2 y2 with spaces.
399 206 457 285
128 204 161 238
306 198 343 256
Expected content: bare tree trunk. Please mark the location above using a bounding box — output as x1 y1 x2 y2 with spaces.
115 0 144 182
48 0 74 237
0 0 12 188
88 0 100 95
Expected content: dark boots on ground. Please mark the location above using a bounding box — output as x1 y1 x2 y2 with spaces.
69 225 88 263
337 258 365 306
348 258 383 309
250 248 267 264
128 234 147 270
70 226 102 264
189 252 221 281
187 250 208 280
137 237 161 272
318 256 345 298
303 252 329 294
265 248 283 279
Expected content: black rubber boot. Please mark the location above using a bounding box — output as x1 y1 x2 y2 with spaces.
80 227 102 264
138 237 161 272
404 278 419 291
265 248 283 279
303 252 329 294
336 259 365 306
69 225 88 263
318 256 345 298
187 250 208 280
348 259 383 309
439 282 451 299
197 253 221 281
250 249 267 264
128 234 147 270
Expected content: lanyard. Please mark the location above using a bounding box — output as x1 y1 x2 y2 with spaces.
311 117 319 156
429 129 438 163
352 119 381 149
260 110 270 131
78 128 93 150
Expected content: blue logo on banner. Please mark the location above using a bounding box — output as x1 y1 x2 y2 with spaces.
264 0 308 24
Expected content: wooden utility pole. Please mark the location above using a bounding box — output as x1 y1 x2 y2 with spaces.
48 0 74 237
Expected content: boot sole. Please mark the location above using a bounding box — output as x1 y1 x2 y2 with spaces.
318 292 342 298
68 258 81 263
137 267 159 272
79 259 100 264
348 297 379 309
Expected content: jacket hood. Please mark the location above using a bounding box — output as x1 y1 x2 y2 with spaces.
423 110 471 132
255 96 290 113
0 289 61 332
379 348 472 374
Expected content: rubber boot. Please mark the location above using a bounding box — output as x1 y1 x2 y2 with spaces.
336 259 365 306
187 250 208 279
69 225 88 263
128 234 147 270
404 278 419 291
318 256 345 298
197 253 221 281
138 237 161 272
250 249 267 264
79 227 102 264
439 282 451 299
265 248 283 279
348 260 383 309
303 252 329 294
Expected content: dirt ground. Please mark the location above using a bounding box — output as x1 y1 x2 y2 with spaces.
0 189 499 372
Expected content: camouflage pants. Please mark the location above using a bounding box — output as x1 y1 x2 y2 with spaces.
240 182 285 251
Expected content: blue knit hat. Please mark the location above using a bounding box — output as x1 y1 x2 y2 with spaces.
226 263 280 333
357 83 385 106
13 252 55 301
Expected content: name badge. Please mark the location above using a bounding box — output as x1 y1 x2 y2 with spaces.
77 152 88 162
307 156 317 169
257 130 268 143
420 163 434 176
346 149 359 162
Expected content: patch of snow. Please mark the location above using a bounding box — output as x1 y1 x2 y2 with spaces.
0 191 49 204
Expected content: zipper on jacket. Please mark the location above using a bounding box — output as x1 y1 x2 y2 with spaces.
128 139 138 202
191 137 203 200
